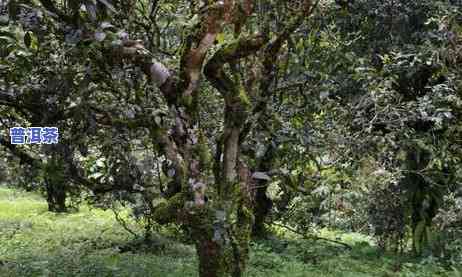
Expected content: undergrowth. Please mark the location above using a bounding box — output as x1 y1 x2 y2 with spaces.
0 187 460 277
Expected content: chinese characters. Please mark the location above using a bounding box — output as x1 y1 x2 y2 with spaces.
9 127 59 145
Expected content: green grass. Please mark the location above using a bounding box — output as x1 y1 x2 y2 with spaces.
0 187 460 277
0 187 196 277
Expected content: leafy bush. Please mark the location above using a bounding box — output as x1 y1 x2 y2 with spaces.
433 193 462 266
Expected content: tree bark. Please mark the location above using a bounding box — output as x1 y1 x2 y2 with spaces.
45 180 67 213
196 234 250 277
191 200 252 277
43 153 68 213
197 238 227 277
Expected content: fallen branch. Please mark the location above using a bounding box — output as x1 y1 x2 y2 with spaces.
271 222 352 250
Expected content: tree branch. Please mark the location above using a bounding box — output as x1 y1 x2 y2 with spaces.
179 1 227 103
0 137 38 166
272 222 353 250
240 0 318 142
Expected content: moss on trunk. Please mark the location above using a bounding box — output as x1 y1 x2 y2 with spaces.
185 182 253 277
193 207 252 277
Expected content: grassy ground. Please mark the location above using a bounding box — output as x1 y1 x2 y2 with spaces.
0 187 460 277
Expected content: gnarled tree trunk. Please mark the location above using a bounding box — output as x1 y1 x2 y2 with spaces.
193 199 253 277
28 1 317 276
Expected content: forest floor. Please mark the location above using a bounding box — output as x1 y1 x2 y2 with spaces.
0 187 460 277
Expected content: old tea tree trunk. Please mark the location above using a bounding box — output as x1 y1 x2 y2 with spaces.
34 0 316 275
119 1 314 276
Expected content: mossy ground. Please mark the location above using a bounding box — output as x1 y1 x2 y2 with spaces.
0 187 460 277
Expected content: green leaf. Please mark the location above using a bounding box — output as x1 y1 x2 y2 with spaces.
95 158 106 167
88 172 104 179
98 0 117 13
216 33 225 44
24 31 38 50
0 35 15 43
